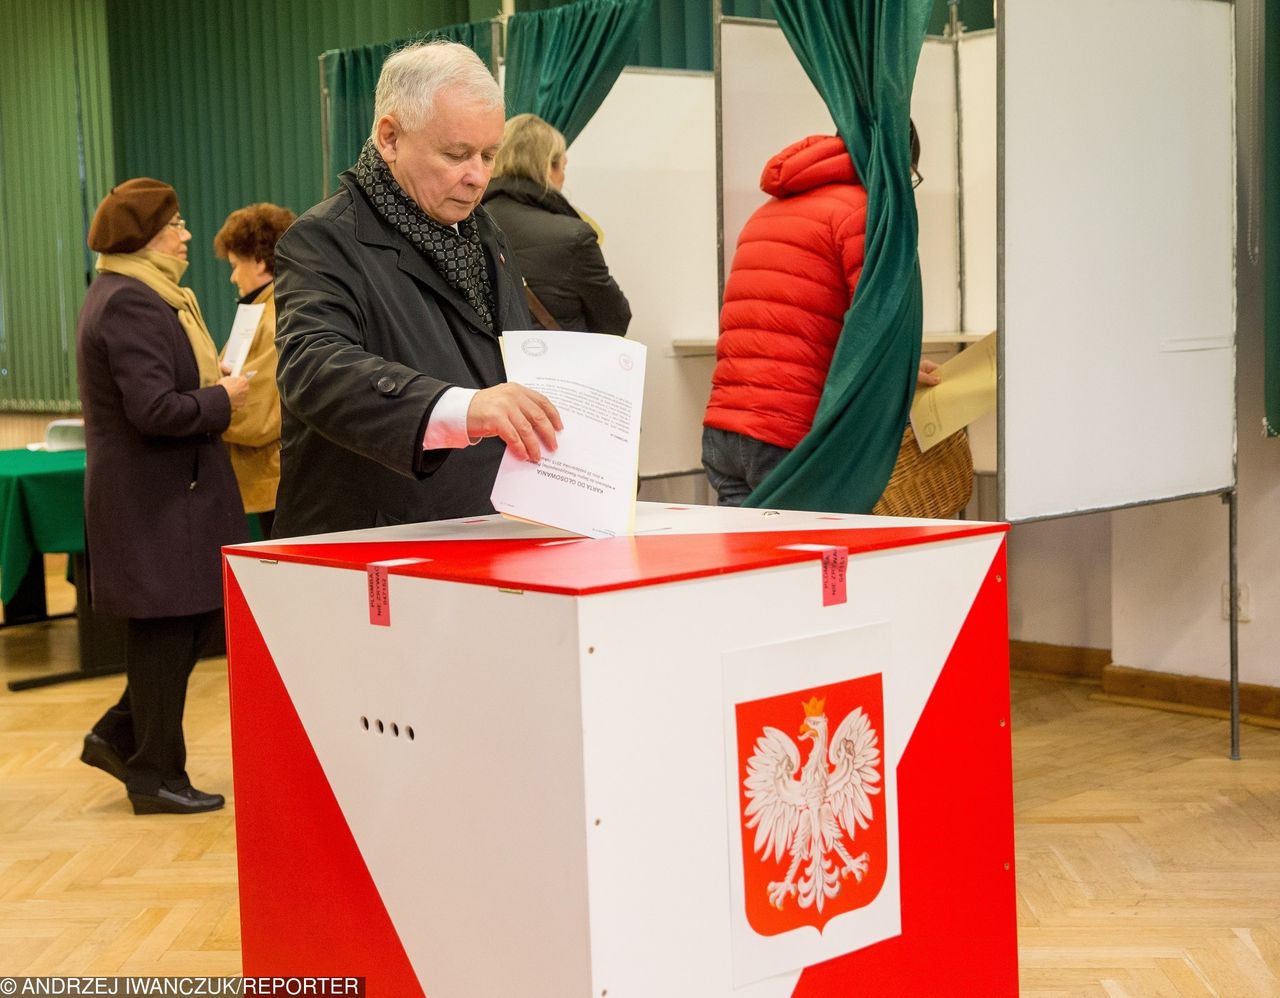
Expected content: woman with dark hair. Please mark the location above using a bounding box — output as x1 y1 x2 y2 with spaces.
214 202 296 539
77 178 249 814
482 114 631 335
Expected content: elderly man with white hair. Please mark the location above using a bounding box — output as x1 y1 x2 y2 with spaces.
273 40 562 537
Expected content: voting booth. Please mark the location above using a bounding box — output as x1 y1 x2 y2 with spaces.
226 504 1014 996
719 2 1235 518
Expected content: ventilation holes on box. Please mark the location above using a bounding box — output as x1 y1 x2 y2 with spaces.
362 716 414 741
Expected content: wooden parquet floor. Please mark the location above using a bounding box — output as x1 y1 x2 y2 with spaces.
2 566 1278 993
1 558 239 974
1013 673 1280 997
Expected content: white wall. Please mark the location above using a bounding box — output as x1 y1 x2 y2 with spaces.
1109 322 1280 688
1111 495 1229 676
1007 514 1111 649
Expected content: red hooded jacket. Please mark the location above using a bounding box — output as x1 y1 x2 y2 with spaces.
704 135 867 449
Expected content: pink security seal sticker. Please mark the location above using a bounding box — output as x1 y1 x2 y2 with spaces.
780 544 849 606
367 559 432 626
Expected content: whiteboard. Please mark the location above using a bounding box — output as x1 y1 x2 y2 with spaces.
719 20 835 285
961 31 997 335
914 38 963 335
1001 0 1235 521
720 20 962 337
564 69 719 477
959 32 999 474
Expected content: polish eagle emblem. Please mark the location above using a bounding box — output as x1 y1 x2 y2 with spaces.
743 695 882 912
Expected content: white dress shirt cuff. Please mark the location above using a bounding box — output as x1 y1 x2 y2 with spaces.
423 386 479 450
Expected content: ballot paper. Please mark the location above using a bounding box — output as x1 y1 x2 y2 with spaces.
910 330 997 453
490 329 647 538
221 303 266 377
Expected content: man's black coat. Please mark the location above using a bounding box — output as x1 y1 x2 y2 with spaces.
272 172 533 538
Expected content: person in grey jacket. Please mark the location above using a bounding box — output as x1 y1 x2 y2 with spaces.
272 42 562 538
482 114 630 336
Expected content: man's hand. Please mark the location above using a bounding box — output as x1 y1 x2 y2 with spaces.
917 359 941 387
466 383 563 462
218 374 251 411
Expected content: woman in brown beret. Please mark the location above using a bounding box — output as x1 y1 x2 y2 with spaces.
76 177 250 815
213 202 296 540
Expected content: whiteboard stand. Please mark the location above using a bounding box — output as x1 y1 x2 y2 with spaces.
1227 488 1240 759
998 0 1240 754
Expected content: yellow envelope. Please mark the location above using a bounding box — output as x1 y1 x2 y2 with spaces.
910 331 997 453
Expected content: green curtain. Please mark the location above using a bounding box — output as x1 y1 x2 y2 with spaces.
743 0 933 513
322 20 495 191
632 0 712 71
724 0 777 18
515 0 988 75
724 1 991 41
505 0 654 146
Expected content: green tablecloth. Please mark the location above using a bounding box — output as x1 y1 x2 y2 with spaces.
0 448 86 605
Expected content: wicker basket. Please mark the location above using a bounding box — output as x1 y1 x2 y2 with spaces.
871 424 974 518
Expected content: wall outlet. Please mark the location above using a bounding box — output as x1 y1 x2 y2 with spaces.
1221 582 1252 622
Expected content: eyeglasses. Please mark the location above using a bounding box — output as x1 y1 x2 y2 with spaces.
166 218 188 231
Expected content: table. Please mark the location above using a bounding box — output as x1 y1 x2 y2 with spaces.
225 503 1017 996
0 447 86 607
0 447 126 689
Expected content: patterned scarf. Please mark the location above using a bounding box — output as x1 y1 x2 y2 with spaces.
354 139 495 332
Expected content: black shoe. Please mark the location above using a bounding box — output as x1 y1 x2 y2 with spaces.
81 733 128 783
128 785 225 815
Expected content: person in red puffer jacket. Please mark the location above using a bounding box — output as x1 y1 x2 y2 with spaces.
702 127 935 505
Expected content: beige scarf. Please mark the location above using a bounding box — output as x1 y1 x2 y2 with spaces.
96 250 221 387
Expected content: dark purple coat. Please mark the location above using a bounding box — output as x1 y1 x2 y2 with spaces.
76 272 247 618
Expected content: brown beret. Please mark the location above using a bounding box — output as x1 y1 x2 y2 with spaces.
88 178 179 253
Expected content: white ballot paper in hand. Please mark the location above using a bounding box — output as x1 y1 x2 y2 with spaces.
222 303 266 376
490 329 647 538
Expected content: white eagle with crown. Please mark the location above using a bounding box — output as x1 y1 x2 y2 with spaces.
743 695 883 911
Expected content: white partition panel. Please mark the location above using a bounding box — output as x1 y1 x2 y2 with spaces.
913 38 961 335
566 69 719 477
1001 0 1235 521
960 31 997 335
719 19 835 281
720 20 961 337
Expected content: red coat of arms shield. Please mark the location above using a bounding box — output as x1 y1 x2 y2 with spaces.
734 673 888 936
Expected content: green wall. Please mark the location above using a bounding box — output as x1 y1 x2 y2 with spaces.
0 0 114 410
106 0 473 345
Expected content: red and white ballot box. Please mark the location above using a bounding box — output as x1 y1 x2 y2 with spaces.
224 503 1016 997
